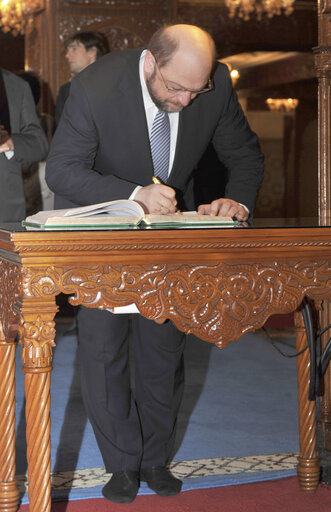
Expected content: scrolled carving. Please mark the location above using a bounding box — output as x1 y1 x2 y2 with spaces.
20 316 56 368
0 260 21 341
22 267 61 298
21 260 331 347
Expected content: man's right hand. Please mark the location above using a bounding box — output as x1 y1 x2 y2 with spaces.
135 184 177 214
0 126 13 153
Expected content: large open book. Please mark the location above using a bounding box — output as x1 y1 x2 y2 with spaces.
22 199 237 230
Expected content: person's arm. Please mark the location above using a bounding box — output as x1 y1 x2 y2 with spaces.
207 65 264 216
46 76 144 206
54 83 70 131
47 76 177 212
9 81 49 164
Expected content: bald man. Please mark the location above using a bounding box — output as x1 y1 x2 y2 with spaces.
46 24 263 503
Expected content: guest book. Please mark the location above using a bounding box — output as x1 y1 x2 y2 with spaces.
22 199 237 230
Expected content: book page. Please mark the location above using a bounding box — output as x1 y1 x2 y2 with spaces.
143 211 236 226
23 199 145 227
62 199 144 218
44 215 141 226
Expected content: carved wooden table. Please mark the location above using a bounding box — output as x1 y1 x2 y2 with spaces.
0 220 330 512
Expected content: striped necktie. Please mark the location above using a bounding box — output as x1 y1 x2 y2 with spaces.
150 110 170 183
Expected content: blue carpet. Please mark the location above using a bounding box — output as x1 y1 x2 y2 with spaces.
14 320 299 503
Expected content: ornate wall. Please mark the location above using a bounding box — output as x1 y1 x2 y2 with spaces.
25 0 177 114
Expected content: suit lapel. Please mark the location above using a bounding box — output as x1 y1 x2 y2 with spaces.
116 53 155 185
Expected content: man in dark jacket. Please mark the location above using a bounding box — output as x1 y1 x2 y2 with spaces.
46 24 264 504
0 68 48 221
54 30 109 128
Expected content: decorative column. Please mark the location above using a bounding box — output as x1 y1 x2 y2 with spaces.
19 296 57 512
0 336 19 512
314 0 331 451
0 261 21 512
294 309 320 491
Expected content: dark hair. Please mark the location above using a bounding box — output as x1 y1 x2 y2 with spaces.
17 70 41 105
147 26 178 68
65 31 109 58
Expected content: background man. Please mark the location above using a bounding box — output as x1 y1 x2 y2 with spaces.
0 68 48 222
54 30 109 127
46 24 264 504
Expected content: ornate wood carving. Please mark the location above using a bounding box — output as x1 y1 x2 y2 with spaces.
0 260 21 342
25 0 177 112
12 235 331 255
0 261 20 512
315 0 331 452
295 310 320 491
18 298 57 512
0 222 330 511
21 259 331 347
24 365 52 512
0 342 19 512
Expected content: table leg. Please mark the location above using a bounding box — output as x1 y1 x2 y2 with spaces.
0 338 19 512
318 301 331 451
20 302 57 512
295 310 320 491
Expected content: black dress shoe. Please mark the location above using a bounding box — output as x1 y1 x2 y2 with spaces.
102 470 139 503
140 466 182 496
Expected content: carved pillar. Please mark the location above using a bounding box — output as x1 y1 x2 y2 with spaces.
294 309 320 492
19 297 57 512
0 261 21 512
315 0 331 451
0 338 19 512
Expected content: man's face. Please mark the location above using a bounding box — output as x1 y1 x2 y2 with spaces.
65 41 97 75
145 52 212 114
145 66 197 114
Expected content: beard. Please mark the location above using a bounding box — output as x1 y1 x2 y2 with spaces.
145 69 185 113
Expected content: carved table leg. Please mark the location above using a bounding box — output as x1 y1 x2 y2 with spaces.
294 310 320 492
0 337 19 512
19 300 57 512
319 301 331 451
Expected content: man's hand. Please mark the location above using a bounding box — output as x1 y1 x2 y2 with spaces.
0 126 14 153
198 198 249 221
135 184 177 214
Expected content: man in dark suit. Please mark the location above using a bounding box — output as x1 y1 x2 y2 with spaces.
46 24 264 504
0 68 48 222
54 31 109 128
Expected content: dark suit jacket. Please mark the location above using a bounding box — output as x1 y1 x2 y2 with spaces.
46 48 263 213
54 81 71 130
0 69 49 222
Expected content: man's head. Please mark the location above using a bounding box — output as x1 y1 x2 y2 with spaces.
65 31 109 76
144 24 216 113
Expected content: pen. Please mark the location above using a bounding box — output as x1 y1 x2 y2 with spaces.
152 176 182 214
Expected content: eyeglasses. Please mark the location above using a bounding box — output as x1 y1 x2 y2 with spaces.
153 56 214 95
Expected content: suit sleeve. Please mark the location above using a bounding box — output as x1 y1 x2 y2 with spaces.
211 67 264 214
46 76 139 206
54 84 69 130
10 81 49 164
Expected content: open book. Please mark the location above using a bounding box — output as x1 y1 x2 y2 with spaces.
22 199 238 230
